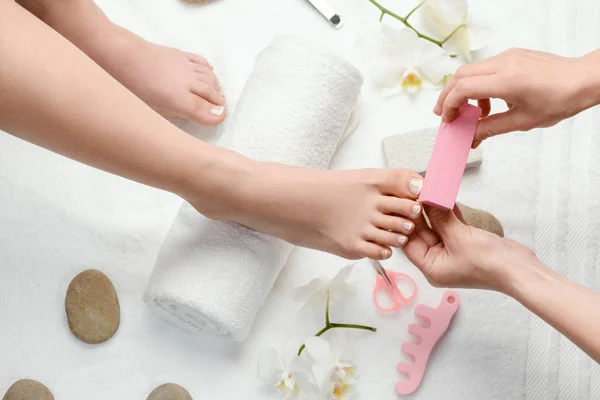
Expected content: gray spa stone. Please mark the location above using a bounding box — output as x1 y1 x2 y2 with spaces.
2 379 54 400
382 127 482 175
65 269 120 344
147 384 193 400
457 203 504 237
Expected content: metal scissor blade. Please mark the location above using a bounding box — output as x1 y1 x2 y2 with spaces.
368 259 395 288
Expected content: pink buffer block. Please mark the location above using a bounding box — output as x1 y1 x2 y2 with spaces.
419 104 482 210
396 290 460 396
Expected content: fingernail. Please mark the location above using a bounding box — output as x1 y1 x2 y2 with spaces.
412 204 421 215
210 106 224 117
381 249 390 259
409 178 423 195
403 222 413 232
397 235 407 245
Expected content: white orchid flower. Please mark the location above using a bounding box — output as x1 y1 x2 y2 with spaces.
257 347 317 399
368 26 457 96
304 332 356 399
292 264 357 309
420 0 492 61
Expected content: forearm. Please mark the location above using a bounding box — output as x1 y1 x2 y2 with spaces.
504 256 600 362
0 1 248 212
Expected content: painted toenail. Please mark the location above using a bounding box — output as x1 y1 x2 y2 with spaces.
381 249 390 259
403 222 413 232
398 235 407 245
210 106 224 117
409 178 423 195
412 204 421 215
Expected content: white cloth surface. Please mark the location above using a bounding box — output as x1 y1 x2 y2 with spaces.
0 0 598 399
144 34 362 341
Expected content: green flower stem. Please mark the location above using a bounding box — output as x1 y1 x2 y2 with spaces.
366 0 465 51
366 0 443 46
405 2 424 21
297 292 376 356
441 24 466 45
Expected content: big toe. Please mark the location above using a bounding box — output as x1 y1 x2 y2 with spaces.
185 76 226 125
187 96 226 125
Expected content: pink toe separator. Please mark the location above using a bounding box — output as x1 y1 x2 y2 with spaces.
396 290 460 396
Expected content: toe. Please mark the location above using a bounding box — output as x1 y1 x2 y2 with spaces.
191 81 224 106
366 227 408 249
187 53 210 67
195 71 220 92
355 241 393 260
374 215 414 235
381 170 424 199
378 197 422 219
183 96 226 125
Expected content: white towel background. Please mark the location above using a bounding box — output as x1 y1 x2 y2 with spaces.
0 0 598 399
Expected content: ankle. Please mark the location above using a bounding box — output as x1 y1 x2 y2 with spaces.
178 146 261 221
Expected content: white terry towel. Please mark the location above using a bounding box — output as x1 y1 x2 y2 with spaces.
144 35 363 341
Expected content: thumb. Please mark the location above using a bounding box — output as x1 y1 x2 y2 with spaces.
424 205 464 240
475 109 520 142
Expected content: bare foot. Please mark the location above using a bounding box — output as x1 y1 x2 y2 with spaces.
201 163 424 260
91 25 225 125
20 0 225 125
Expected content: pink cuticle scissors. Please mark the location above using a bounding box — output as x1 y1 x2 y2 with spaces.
369 259 417 312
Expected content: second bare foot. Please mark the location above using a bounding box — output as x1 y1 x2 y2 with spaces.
21 0 226 125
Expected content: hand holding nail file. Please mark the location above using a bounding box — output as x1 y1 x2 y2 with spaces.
418 103 482 210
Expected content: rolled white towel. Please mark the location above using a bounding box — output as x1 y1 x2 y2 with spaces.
144 35 363 341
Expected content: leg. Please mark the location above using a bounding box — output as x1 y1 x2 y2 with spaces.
0 1 423 261
16 0 226 125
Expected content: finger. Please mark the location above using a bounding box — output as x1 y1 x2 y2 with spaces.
381 170 424 199
477 98 491 118
377 197 422 220
423 205 463 239
441 75 507 123
453 203 467 225
434 62 497 115
401 231 431 270
413 212 440 247
474 109 523 141
373 215 415 235
471 139 482 149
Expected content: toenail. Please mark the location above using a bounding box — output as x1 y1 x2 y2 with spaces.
397 235 407 245
381 249 390 259
403 222 413 232
409 178 423 195
210 106 224 117
412 204 421 215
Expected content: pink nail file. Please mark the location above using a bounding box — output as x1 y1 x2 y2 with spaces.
396 290 460 396
419 104 482 210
